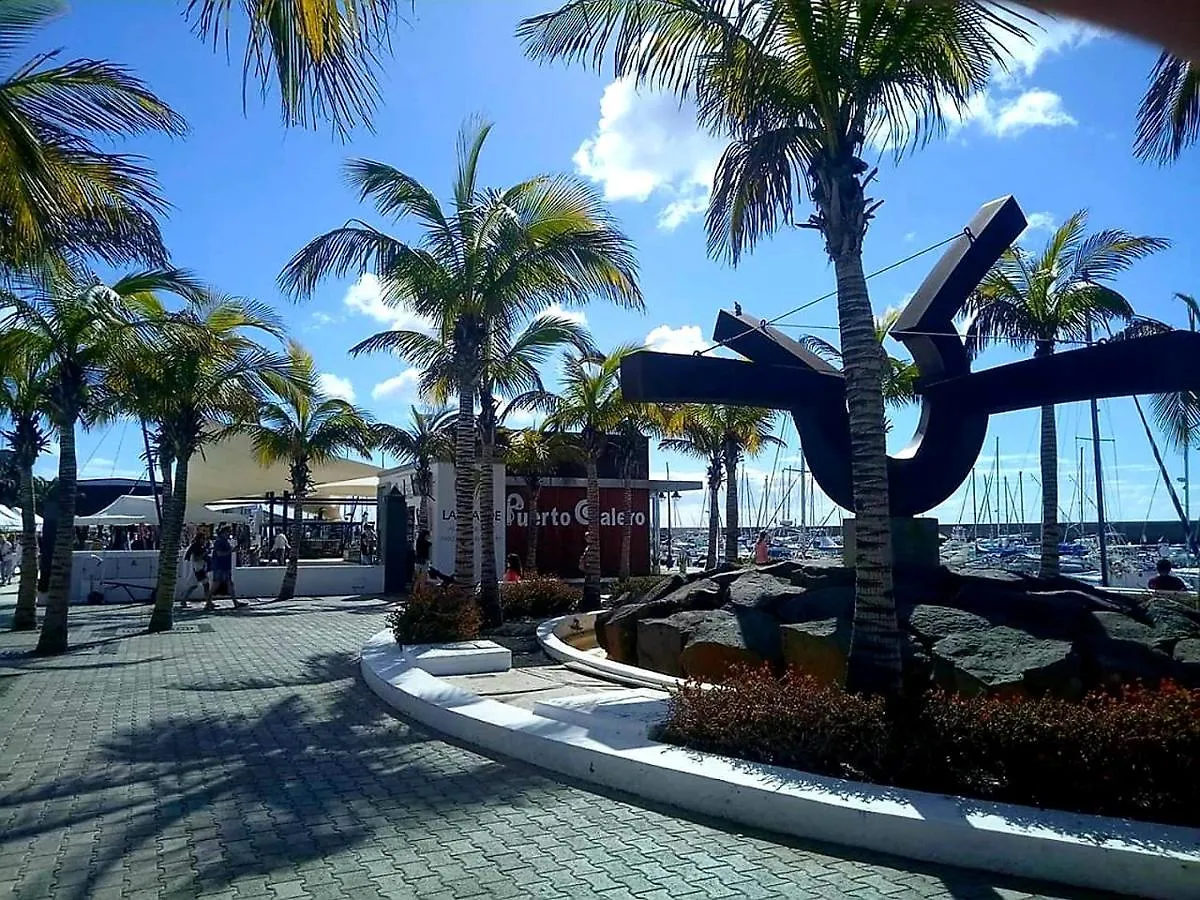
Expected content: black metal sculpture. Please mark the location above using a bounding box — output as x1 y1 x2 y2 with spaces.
621 196 1200 518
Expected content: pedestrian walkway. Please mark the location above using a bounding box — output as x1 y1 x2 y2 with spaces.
0 598 1098 899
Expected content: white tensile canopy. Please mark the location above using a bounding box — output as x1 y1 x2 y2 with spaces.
185 433 381 505
0 505 42 530
75 494 248 527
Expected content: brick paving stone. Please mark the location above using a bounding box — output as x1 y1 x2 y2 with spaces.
0 596 1116 899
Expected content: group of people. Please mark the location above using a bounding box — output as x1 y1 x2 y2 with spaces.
0 533 20 586
180 526 245 610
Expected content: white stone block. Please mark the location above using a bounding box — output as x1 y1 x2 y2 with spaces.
533 689 669 739
400 640 511 676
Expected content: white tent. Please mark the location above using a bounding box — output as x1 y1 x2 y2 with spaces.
185 432 381 504
0 505 41 530
75 494 248 527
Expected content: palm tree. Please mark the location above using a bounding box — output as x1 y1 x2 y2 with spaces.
239 343 375 602
0 1 187 273
519 0 1031 697
0 332 52 630
610 403 674 578
100 276 291 631
660 405 724 570
546 346 637 608
717 406 782 564
373 405 453 533
280 119 641 622
502 425 582 573
184 0 407 136
966 211 1168 578
0 275 157 653
1135 54 1198 164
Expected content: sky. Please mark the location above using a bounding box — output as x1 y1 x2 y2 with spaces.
22 1 1200 532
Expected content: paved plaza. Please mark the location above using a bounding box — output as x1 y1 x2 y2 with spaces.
0 590 1106 899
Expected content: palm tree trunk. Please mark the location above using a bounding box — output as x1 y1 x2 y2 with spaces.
11 461 39 630
526 481 540 573
583 455 602 609
148 454 190 632
477 404 502 627
724 441 739 565
706 469 720 571
36 416 77 654
619 461 633 579
453 376 476 583
830 241 901 698
1034 344 1061 577
278 477 304 601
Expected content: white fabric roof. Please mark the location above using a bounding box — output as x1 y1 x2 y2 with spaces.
0 505 41 529
75 494 248 527
186 433 382 504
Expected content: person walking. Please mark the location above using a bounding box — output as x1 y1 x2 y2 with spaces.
413 528 431 588
754 531 771 566
210 527 246 609
271 530 290 566
0 533 14 586
503 554 523 583
180 532 213 609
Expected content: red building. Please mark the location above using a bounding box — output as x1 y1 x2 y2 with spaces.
504 435 700 578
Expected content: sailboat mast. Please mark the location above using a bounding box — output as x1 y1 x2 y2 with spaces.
995 437 1001 539
971 468 978 541
1085 322 1110 585
1018 471 1025 537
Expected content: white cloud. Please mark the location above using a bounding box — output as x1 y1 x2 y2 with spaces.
311 311 342 326
992 13 1099 82
904 232 917 243
574 78 724 230
985 89 1076 136
317 373 356 403
645 323 710 356
371 368 421 401
1021 211 1057 238
343 274 433 333
543 302 587 326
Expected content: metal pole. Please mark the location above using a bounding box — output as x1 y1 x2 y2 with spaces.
994 437 1001 539
140 420 162 527
971 468 978 541
665 463 673 567
1003 475 1009 542
799 454 807 535
1019 472 1025 539
1086 322 1110 585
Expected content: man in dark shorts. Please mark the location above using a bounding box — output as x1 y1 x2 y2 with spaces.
1148 558 1188 592
210 527 246 608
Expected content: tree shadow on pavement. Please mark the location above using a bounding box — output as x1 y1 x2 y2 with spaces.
0 650 549 899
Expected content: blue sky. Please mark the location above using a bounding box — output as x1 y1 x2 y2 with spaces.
27 2 1200 532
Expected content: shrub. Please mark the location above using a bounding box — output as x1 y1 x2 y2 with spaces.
500 576 581 619
659 666 1200 827
388 582 481 645
610 575 671 602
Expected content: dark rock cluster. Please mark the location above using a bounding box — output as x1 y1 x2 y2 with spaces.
594 561 1200 696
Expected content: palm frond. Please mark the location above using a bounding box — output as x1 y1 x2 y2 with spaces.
1135 52 1199 164
184 0 408 137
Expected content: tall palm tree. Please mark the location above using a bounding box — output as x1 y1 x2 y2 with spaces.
610 402 674 578
239 343 375 602
966 211 1168 577
502 424 582 573
660 405 725 570
101 276 291 631
372 405 453 533
546 346 636 608
717 406 782 564
280 119 641 622
184 0 407 136
0 274 159 653
1135 54 1198 164
0 331 52 630
519 0 1031 697
0 1 187 273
